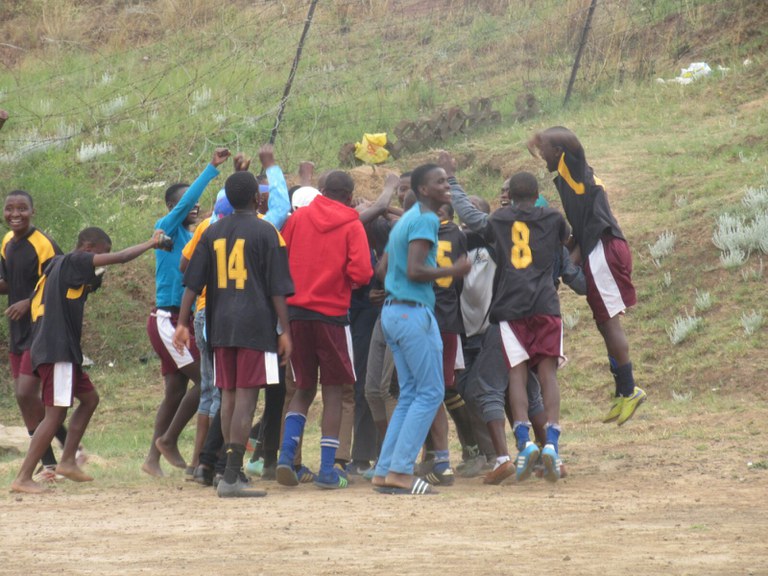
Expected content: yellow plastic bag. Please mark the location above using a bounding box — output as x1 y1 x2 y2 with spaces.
354 133 389 164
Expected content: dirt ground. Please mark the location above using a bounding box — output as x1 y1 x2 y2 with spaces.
1 405 766 576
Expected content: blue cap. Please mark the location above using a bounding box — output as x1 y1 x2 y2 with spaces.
210 189 234 223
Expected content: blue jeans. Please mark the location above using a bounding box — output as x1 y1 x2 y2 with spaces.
194 309 220 418
375 302 444 476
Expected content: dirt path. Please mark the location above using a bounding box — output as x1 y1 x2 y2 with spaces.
2 409 766 576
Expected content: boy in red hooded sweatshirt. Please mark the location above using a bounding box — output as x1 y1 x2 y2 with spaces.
277 170 373 489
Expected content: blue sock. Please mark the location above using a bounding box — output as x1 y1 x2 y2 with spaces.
319 436 340 477
545 423 561 453
432 450 450 474
513 421 530 452
279 412 306 465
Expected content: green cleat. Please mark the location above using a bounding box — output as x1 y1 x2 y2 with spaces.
602 395 624 423
617 387 647 426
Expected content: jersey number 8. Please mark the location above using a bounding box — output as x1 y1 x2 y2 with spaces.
510 221 532 269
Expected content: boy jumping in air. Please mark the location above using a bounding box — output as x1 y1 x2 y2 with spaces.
528 126 645 425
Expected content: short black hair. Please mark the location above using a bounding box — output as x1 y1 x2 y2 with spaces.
6 189 34 208
77 227 112 249
164 182 190 204
225 171 258 210
410 163 440 199
322 171 355 203
400 171 412 179
508 172 539 203
440 202 455 220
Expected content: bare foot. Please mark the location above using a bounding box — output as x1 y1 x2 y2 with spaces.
383 471 413 490
141 460 164 478
10 478 49 494
75 445 88 467
55 462 94 482
371 475 387 487
155 437 187 469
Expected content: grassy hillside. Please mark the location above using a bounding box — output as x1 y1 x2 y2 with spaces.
0 0 767 412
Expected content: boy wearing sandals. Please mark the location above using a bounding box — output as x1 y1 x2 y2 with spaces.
372 163 471 495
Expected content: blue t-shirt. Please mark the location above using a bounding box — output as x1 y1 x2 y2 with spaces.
154 163 219 308
384 203 439 309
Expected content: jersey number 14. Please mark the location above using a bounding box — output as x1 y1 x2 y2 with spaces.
213 238 248 289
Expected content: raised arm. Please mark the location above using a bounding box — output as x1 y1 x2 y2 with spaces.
155 148 229 234
259 145 290 230
438 151 489 234
358 173 399 225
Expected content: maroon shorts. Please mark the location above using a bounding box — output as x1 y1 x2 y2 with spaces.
499 315 563 369
584 235 637 324
213 347 279 390
147 308 199 376
38 363 95 407
289 320 355 389
441 332 460 388
9 350 34 379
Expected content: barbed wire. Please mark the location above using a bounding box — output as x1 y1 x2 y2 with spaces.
0 0 722 174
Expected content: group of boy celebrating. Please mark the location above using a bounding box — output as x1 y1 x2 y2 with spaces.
4 125 645 496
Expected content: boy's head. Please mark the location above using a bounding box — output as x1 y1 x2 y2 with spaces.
210 190 234 224
321 171 355 206
76 227 112 254
397 172 412 207
291 186 320 211
530 126 584 172
507 172 539 204
438 202 454 222
410 164 451 210
500 178 511 206
224 171 259 211
164 182 199 225
4 190 35 236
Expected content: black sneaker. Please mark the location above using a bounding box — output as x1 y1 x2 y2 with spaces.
216 478 267 498
193 464 214 486
424 466 455 486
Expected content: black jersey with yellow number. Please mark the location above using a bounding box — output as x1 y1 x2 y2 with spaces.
29 251 97 368
183 212 294 352
554 149 624 257
486 205 569 322
433 221 467 334
1 228 62 353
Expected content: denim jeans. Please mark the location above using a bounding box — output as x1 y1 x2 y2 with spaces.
194 309 220 418
375 302 444 476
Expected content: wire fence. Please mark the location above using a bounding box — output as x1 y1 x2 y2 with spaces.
0 0 749 177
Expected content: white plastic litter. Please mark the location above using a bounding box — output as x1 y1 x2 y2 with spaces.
657 62 713 85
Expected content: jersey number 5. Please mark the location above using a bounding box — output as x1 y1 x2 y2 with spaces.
510 221 532 269
213 238 248 289
436 240 454 288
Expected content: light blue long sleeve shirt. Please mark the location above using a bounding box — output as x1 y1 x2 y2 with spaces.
154 163 220 307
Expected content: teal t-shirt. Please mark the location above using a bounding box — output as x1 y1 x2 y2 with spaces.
384 203 439 309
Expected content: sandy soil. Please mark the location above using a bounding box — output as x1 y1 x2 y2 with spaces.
1 407 766 576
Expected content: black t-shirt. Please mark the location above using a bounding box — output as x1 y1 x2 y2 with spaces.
554 150 624 257
486 205 568 322
1 228 61 353
30 251 97 368
184 212 294 352
433 221 466 334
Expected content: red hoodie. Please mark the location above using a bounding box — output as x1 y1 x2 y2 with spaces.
281 194 373 317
